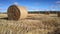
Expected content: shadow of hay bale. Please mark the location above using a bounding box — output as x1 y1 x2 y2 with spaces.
0 17 20 21
0 17 8 20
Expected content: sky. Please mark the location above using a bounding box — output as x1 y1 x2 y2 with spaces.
0 0 60 12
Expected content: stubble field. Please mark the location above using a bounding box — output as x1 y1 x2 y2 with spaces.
0 13 60 34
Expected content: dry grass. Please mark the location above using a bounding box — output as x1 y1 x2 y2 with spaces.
0 14 7 18
0 14 60 34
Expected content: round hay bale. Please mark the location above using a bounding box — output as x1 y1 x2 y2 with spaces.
7 5 28 20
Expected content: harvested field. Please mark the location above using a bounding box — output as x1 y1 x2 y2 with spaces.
0 14 60 34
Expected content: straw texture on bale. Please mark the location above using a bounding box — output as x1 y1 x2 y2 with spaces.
7 5 28 20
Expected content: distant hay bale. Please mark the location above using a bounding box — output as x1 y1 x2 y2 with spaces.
45 12 50 15
58 12 60 17
7 5 28 20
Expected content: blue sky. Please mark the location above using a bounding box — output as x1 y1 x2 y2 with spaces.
0 0 60 12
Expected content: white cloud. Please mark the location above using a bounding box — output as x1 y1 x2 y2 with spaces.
0 8 3 10
56 1 60 4
0 4 3 6
13 2 19 5
0 8 6 10
34 2 40 6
